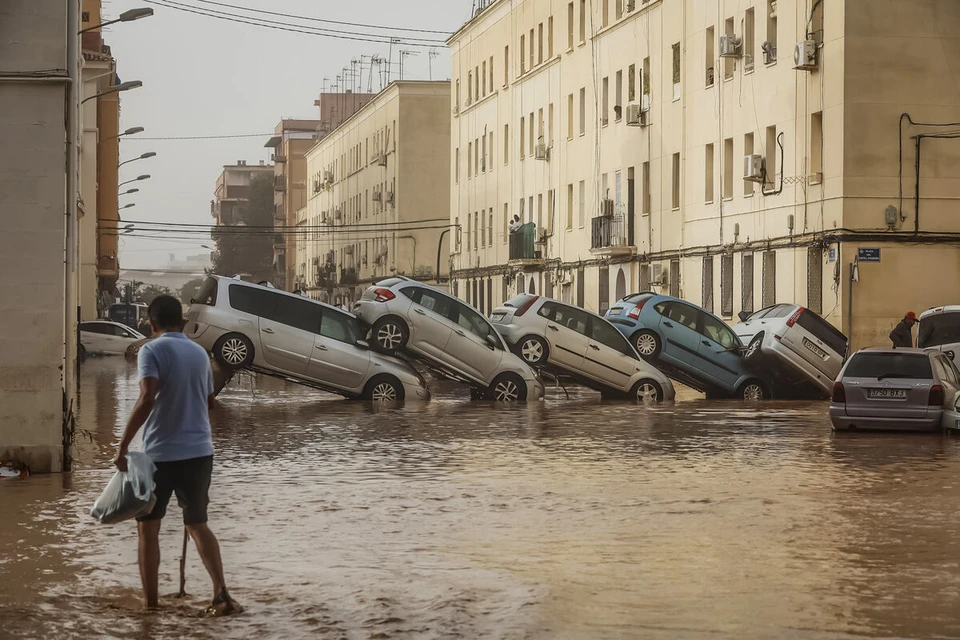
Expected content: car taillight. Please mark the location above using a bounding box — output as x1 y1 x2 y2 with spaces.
786 307 805 328
929 384 945 406
514 295 540 317
832 382 846 403
627 299 648 319
374 288 395 302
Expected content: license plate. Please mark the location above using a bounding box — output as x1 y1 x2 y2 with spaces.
867 388 907 399
802 337 827 359
609 308 623 315
491 313 505 323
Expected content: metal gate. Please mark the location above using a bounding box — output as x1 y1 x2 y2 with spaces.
640 263 650 291
741 254 754 314
762 251 777 307
598 265 610 314
807 247 823 314
669 259 680 298
702 256 714 312
721 254 734 317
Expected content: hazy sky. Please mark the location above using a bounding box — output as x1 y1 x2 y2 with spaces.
104 0 470 270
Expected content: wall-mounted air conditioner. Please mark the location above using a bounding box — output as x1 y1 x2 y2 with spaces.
534 143 549 161
744 154 765 182
385 190 395 205
794 39 818 70
719 34 742 58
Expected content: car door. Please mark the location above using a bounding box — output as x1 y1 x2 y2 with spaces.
258 292 321 375
655 301 702 366
80 322 106 353
445 301 505 384
104 323 133 354
402 286 455 361
695 312 746 392
582 316 636 392
306 308 371 391
538 302 590 373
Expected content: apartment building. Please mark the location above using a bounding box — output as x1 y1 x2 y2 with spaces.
449 0 960 348
211 160 274 225
300 81 451 307
266 119 321 290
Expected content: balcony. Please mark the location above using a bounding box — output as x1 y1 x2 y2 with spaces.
272 154 287 163
340 267 358 285
590 215 635 256
508 223 543 265
97 255 119 277
274 175 287 191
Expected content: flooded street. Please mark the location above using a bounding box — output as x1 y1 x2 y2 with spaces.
3 358 960 639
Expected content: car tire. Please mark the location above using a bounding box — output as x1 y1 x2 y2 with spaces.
364 375 405 402
738 379 769 401
213 333 254 369
632 330 662 362
371 317 409 353
516 335 549 366
489 372 528 402
744 333 764 363
631 379 664 404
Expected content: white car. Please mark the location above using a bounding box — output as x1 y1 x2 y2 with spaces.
918 306 960 365
80 320 145 357
353 278 545 402
185 276 429 402
734 304 848 399
490 294 675 403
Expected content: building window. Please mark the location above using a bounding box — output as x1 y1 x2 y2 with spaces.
475 138 480 176
671 152 681 210
615 70 623 121
567 183 574 229
504 45 510 85
744 132 755 196
744 8 755 72
766 1 778 63
548 103 554 146
480 210 485 248
765 125 777 187
642 56 651 103
724 17 735 80
579 87 586 135
705 26 715 86
762 250 776 307
520 34 526 74
642 161 651 215
489 56 494 91
520 117 525 158
529 195 534 224
567 93 574 139
489 209 494 246
467 141 472 176
467 70 473 104
455 79 460 110
489 131 494 166
704 144 714 203
474 212 479 250
455 148 459 184
568 2 575 50
529 28 535 69
602 76 609 126
482 60 487 96
454 216 460 251
702 256 714 313
721 254 733 316
672 43 681 100
602 0 609 28
723 137 734 199
481 135 486 172
669 259 681 298
807 247 823 314
811 111 823 182
529 112 535 156
538 22 544 64
616 0 624 20
579 0 586 42
578 179 586 227
741 253 754 314
548 16 554 58
537 193 543 230
504 124 509 164
628 63 637 102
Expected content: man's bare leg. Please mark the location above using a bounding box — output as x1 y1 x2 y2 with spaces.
185 523 226 598
137 520 162 608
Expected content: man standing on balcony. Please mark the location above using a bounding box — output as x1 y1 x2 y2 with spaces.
509 214 522 233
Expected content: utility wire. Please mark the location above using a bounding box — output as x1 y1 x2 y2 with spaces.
120 217 450 230
135 133 274 140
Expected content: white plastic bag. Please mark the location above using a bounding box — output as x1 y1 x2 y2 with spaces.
90 451 157 524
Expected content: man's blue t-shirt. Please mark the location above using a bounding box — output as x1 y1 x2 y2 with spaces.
137 332 215 462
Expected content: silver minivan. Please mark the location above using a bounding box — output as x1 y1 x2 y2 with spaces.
185 276 429 401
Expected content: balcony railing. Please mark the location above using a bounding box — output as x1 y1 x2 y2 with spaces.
274 175 287 191
591 215 628 250
509 223 539 261
340 267 358 285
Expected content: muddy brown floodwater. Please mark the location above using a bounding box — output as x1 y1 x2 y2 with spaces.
3 358 960 639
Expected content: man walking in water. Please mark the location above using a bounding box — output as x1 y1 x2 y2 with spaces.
114 295 239 615
889 311 917 348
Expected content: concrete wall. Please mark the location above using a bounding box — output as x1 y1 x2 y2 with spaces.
0 0 71 472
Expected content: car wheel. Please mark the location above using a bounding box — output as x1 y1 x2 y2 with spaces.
517 335 549 366
372 317 409 353
365 375 405 402
631 379 664 404
739 379 768 401
489 372 528 402
633 330 662 362
213 333 254 369
745 333 764 363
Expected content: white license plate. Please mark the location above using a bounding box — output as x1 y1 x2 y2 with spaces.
491 313 506 322
802 337 827 359
609 308 623 316
867 388 907 399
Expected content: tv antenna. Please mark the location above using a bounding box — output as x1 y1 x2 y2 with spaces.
400 50 420 80
428 48 439 81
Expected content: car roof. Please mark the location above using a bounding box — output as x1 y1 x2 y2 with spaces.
214 276 360 317
919 306 960 319
850 347 936 356
85 319 127 326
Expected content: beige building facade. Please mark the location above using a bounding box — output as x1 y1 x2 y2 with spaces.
449 0 960 349
300 81 451 306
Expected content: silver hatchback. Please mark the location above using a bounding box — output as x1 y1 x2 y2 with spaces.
353 278 544 401
491 295 675 403
185 277 429 402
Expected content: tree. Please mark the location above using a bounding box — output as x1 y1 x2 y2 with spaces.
179 277 206 305
211 173 276 283
139 284 171 305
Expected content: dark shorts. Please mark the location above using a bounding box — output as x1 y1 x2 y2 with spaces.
137 455 213 525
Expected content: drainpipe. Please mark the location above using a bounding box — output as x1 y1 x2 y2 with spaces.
436 229 450 283
66 0 80 423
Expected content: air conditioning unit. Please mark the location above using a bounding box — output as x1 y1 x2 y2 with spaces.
601 198 615 217
761 41 777 64
312 257 319 265
334 208 342 220
535 143 549 161
313 179 321 194
344 246 354 255
385 190 395 205
626 0 636 11
323 170 333 183
626 103 642 126
377 153 387 167
794 39 818 70
651 263 666 285
719 34 742 58
372 190 382 202
744 154 765 182
321 213 328 223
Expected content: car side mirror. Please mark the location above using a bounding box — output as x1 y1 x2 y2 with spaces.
356 339 370 350
737 311 749 322
484 334 498 350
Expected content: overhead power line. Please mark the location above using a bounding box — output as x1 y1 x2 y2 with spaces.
143 0 445 48
136 132 274 141
121 217 450 230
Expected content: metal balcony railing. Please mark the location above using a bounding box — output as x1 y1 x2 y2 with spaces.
340 267 358 285
274 175 287 191
508 223 538 260
591 215 628 250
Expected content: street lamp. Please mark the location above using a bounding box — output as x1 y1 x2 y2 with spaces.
118 174 150 188
81 80 142 105
119 151 156 168
101 127 145 144
79 8 154 34
120 188 139 196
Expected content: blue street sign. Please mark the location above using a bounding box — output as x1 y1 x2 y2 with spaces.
858 248 881 262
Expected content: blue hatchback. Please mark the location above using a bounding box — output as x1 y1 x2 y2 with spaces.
605 293 769 400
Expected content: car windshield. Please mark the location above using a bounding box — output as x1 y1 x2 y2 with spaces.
194 277 218 305
918 313 960 348
796 310 848 357
844 353 932 379
622 293 654 305
503 294 537 309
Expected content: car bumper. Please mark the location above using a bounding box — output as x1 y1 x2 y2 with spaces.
492 322 524 346
527 377 545 400
760 337 835 396
353 300 378 324
403 381 431 401
830 406 942 431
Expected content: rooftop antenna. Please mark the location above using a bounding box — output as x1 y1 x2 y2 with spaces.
400 50 420 81
387 37 401 83
428 48 439 81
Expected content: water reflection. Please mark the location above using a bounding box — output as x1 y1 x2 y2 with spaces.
1 358 959 638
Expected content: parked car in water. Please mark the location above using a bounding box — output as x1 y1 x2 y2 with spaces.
185 276 429 402
353 278 544 402
830 348 960 432
917 306 960 365
733 304 848 398
490 294 675 403
605 293 769 400
80 320 145 357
